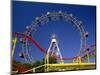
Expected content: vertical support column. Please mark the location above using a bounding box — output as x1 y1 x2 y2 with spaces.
87 53 90 63
12 37 17 58
78 56 82 63
44 54 49 72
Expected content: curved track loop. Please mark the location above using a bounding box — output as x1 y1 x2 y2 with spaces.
13 32 95 60
13 32 46 53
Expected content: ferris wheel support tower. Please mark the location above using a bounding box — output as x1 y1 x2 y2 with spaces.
45 34 64 65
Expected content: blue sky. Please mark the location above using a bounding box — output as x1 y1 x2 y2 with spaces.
12 1 96 63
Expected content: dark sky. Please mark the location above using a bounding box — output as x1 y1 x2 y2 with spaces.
12 1 96 63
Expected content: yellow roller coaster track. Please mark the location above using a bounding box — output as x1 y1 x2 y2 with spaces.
45 63 96 72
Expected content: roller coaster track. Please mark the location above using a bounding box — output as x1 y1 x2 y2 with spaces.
12 11 96 74
44 63 96 72
16 62 95 73
13 64 29 74
13 32 95 61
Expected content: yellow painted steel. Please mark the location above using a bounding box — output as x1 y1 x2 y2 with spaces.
44 54 49 72
87 54 90 63
73 56 82 63
12 37 17 57
46 63 95 66
21 62 95 73
44 53 96 72
44 63 96 72
44 53 65 72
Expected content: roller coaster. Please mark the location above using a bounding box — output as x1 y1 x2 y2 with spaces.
12 11 96 74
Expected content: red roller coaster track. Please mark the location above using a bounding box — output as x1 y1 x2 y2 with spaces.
13 32 95 60
13 64 29 74
13 32 46 53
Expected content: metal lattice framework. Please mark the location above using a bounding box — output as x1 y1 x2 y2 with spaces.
12 11 95 73
23 11 88 62
12 11 90 63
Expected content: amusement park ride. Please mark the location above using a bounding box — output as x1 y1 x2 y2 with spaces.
12 11 96 74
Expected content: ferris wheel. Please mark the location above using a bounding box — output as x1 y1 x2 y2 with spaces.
12 11 92 64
